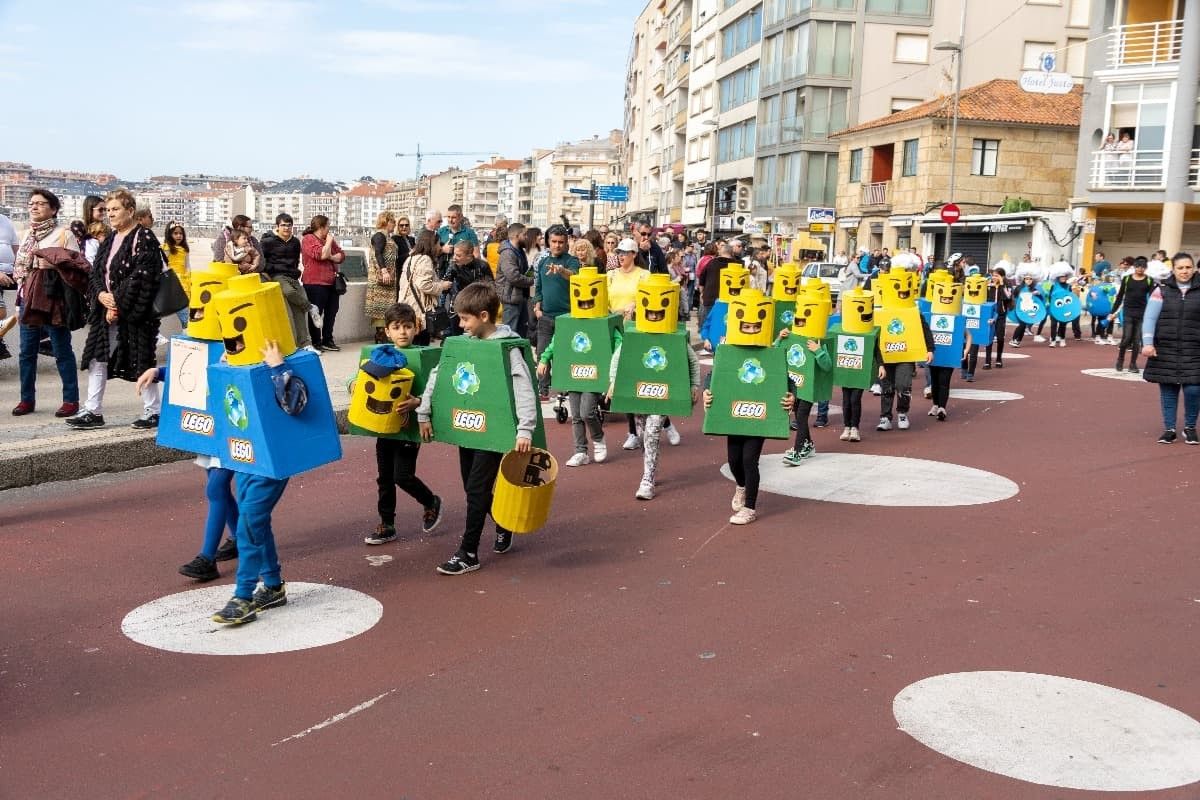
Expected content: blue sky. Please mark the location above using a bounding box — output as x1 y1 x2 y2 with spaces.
0 0 643 182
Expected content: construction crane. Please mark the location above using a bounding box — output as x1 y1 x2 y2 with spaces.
394 144 495 179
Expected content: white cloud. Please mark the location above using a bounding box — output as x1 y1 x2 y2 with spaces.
181 0 315 23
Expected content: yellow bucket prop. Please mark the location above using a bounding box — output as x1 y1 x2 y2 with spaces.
491 448 559 534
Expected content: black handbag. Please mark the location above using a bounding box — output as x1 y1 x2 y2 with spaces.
405 258 452 339
154 269 189 317
334 271 348 296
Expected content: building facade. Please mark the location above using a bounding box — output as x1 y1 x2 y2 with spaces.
623 0 668 223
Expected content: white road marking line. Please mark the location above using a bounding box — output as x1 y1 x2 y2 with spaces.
272 689 398 746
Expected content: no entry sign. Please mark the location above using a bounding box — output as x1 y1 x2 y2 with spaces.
941 203 961 225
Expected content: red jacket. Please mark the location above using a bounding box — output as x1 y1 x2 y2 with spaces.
301 233 343 286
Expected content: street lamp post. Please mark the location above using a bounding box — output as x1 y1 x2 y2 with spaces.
702 119 719 236
934 0 966 266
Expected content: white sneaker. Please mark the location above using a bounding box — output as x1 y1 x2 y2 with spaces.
870 383 882 396
593 440 607 463
847 427 861 442
923 386 932 399
565 452 589 467
665 424 681 446
304 345 323 355
1057 339 1067 347
155 334 168 347
839 427 851 441
876 416 892 431
1105 337 1116 345
1009 339 1021 347
928 405 938 417
729 507 757 525
731 486 746 511
1033 335 1046 343
622 433 641 450
897 413 909 430
635 479 655 500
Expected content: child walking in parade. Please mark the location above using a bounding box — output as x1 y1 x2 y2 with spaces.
1111 257 1155 373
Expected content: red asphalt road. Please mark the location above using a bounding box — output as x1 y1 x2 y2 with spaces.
3 340 1198 799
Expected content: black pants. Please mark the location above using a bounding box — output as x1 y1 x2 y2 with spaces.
929 365 953 407
842 387 863 428
1072 317 1082 338
305 283 340 346
985 321 1006 363
1091 317 1110 338
376 438 436 525
961 345 979 375
880 362 914 419
1118 313 1143 367
1012 321 1028 343
793 399 813 447
1051 319 1068 341
726 435 765 510
457 447 507 557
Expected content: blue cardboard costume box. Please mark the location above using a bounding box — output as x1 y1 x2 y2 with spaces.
207 349 342 478
157 335 229 457
962 301 996 344
924 311 967 368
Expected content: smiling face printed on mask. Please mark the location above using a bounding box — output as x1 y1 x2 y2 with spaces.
635 273 680 333
877 268 919 308
963 275 988 304
725 289 775 346
790 287 831 339
841 288 876 334
187 262 240 341
930 280 964 315
570 266 609 318
719 263 750 302
771 262 802 301
348 366 415 435
214 274 297 366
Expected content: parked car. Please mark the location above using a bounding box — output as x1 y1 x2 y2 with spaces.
802 261 844 304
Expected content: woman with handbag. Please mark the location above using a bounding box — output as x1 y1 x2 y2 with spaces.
397 229 451 345
300 214 345 351
365 211 400 343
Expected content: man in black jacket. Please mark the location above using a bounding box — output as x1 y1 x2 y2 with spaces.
635 221 668 275
259 213 313 350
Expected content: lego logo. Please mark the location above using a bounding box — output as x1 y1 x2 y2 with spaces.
730 401 767 419
229 438 255 463
966 319 980 329
451 409 487 431
179 411 215 435
635 382 669 399
932 332 953 346
570 364 598 380
836 354 863 369
884 341 908 352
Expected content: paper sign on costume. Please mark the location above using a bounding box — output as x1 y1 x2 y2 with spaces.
785 340 833 404
157 335 228 458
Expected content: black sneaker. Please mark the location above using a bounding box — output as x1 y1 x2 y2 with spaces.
65 411 105 429
422 496 443 534
814 415 829 428
1128 365 1140 374
211 597 257 625
364 523 397 545
251 582 287 611
131 413 160 430
178 555 219 582
437 552 480 575
214 537 238 562
322 341 341 352
789 419 798 431
494 528 513 554
0 340 10 360
1185 428 1199 445
1158 429 1177 444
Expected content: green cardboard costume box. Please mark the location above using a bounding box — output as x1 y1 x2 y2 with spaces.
702 343 790 439
610 328 693 417
783 339 833 404
430 336 547 453
773 300 795 339
824 326 877 390
348 345 442 442
549 313 623 393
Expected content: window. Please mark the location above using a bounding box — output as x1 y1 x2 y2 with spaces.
702 84 714 110
719 63 760 112
687 138 700 162
690 90 702 114
756 157 777 207
849 148 862 182
1065 38 1086 77
781 90 805 142
891 97 922 113
893 33 928 63
718 119 757 163
901 138 918 176
778 152 802 204
808 86 848 138
1022 41 1055 71
803 152 838 205
1067 0 1089 27
971 139 999 176
721 9 762 60
865 0 929 13
700 133 712 159
812 21 853 76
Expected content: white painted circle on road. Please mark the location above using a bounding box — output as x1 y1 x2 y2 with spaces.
122 582 382 655
721 453 1017 506
1082 368 1145 382
894 671 1200 791
949 388 1024 401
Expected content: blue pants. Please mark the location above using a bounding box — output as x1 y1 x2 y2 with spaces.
233 474 288 600
18 322 78 405
1158 383 1200 431
201 468 238 560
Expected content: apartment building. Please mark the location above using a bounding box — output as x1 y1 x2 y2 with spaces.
427 168 465 218
463 160 522 228
340 182 394 230
832 79 1081 264
385 177 429 225
753 0 1092 240
658 0 693 223
623 0 668 223
1073 0 1200 259
256 179 343 227
532 134 624 230
682 0 722 229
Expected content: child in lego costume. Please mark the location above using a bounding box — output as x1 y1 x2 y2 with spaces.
779 286 833 465
418 282 541 576
608 274 700 501
828 288 878 442
924 278 969 421
537 267 623 467
699 261 750 353
874 267 934 431
701 288 792 524
347 302 443 546
960 273 996 381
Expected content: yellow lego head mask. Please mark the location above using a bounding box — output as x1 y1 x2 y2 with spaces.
771 263 802 302
964 275 988 304
187 262 240 341
726 289 775 346
877 268 919 308
923 269 953 302
719 263 750 302
791 287 832 339
214 274 298 366
348 364 415 436
930 280 964 315
635 274 679 333
570 266 609 318
841 288 876 334
800 277 832 307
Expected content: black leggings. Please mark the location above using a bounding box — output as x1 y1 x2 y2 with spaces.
1118 313 1143 365
929 366 953 407
986 321 1006 363
793 399 813 447
1051 319 1068 341
841 387 863 428
726 435 765 510
961 344 979 375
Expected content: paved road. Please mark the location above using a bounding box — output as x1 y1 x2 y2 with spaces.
4 340 1199 798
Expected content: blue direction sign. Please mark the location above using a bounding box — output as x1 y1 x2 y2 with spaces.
596 184 629 202
568 187 593 195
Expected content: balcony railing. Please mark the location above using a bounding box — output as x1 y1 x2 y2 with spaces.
1192 149 1200 186
862 181 891 207
1108 19 1182 69
1088 148 1167 189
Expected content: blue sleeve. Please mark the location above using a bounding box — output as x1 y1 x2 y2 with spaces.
269 364 309 416
1142 290 1163 346
155 366 167 383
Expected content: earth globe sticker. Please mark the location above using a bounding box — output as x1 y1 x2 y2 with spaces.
738 358 766 385
888 318 905 335
786 344 807 369
781 310 794 325
224 385 249 431
643 346 668 372
571 332 592 353
453 362 480 395
844 338 859 353
936 316 950 330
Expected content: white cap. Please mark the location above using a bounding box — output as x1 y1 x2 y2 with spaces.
617 237 638 253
